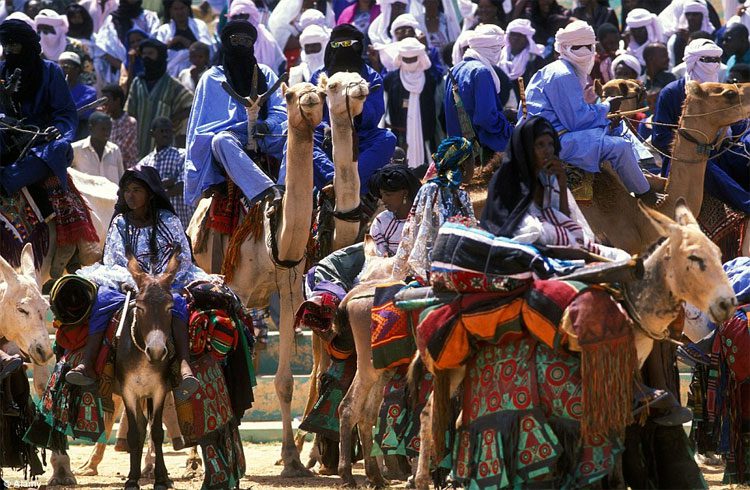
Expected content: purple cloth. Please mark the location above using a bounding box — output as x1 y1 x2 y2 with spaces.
88 286 188 334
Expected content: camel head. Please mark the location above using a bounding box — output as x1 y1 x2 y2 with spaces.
597 78 646 113
0 244 53 365
682 81 750 135
317 71 369 120
282 81 326 131
639 198 736 326
357 235 395 284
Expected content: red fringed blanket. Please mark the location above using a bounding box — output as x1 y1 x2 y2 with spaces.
43 175 99 245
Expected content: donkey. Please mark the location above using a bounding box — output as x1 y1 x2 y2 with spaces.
117 247 183 490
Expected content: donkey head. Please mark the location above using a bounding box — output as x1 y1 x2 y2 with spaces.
127 246 182 363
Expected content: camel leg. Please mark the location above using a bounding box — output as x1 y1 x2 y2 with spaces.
297 333 322 461
338 366 378 487
48 451 77 487
360 374 388 488
143 423 155 479
77 395 124 476
414 397 434 490
275 270 312 477
184 446 203 479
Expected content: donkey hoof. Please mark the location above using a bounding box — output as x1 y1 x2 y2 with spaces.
124 478 140 489
154 478 174 490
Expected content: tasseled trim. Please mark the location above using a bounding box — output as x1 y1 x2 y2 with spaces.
44 175 100 246
580 334 636 438
221 202 264 282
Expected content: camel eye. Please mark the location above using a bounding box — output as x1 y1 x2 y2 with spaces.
285 92 294 102
724 90 738 100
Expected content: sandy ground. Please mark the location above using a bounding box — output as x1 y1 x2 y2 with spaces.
0 441 741 489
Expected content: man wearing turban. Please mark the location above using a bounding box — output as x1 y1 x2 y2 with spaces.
652 39 750 214
289 24 329 85
525 20 661 205
625 8 664 65
185 20 288 207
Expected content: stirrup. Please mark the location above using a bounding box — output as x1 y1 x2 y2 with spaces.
174 375 200 401
0 356 23 381
65 367 96 386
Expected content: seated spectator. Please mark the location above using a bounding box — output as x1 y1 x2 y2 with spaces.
338 0 379 45
102 83 139 169
667 0 715 68
723 22 750 73
610 52 642 79
624 8 664 64
227 0 285 73
419 0 461 53
289 25 328 85
643 42 676 91
36 9 69 62
59 51 98 138
71 111 124 184
500 18 544 101
729 62 750 83
23 0 40 19
79 0 117 33
177 41 210 91
155 0 212 77
367 0 409 47
592 22 620 84
138 117 195 228
572 0 618 34
367 163 421 256
672 30 727 80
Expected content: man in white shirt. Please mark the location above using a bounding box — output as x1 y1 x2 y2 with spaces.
71 112 124 184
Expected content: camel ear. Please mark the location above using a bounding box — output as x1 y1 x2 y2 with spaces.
19 243 36 281
637 199 675 236
674 197 699 228
317 73 328 92
687 80 706 98
281 82 288 97
618 81 629 97
127 254 147 288
158 245 182 289
594 79 603 98
363 235 378 257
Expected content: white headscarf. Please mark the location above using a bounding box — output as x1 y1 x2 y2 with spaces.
298 8 327 33
268 0 304 50
451 29 473 65
609 53 642 79
80 0 117 33
625 8 664 64
500 18 543 81
554 20 596 88
684 38 723 82
228 0 285 71
36 9 69 62
369 0 423 46
395 36 431 168
658 0 711 37
678 0 715 34
463 23 505 93
299 24 328 80
6 11 35 29
389 12 421 39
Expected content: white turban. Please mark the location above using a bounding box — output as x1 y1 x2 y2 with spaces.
451 29 474 66
369 0 414 46
500 18 543 81
395 36 431 168
678 0 714 34
298 9 326 31
555 20 596 87
6 12 35 29
610 53 642 79
229 0 286 72
684 38 723 82
463 24 505 93
389 13 421 39
35 9 69 62
299 25 328 78
625 8 664 64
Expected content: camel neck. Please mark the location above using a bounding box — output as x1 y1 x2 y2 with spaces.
330 113 361 249
664 123 709 213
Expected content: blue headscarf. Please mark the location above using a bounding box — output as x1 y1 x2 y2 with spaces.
429 137 473 189
124 27 150 74
724 257 750 304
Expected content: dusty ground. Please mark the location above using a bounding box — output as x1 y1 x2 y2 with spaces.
0 442 739 489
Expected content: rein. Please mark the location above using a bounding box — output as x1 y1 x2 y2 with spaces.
129 310 149 355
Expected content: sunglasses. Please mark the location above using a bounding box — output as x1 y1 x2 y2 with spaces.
330 39 359 49
571 44 594 51
699 56 721 63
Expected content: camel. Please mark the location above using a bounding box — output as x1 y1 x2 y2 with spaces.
413 199 737 489
184 81 326 477
581 81 750 253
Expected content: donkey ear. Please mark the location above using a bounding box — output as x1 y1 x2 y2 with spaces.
127 254 147 287
158 245 182 288
19 243 37 282
674 197 699 228
0 253 18 286
637 199 675 236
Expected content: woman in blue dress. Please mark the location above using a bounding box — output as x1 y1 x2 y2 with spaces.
66 165 208 399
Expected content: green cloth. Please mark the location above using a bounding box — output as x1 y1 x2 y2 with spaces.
312 243 365 293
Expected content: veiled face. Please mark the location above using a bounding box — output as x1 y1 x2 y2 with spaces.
508 32 528 55
630 26 648 46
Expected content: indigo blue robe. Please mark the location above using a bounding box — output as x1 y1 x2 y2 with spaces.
302 65 396 194
0 60 77 194
184 64 287 205
444 58 512 153
654 77 750 213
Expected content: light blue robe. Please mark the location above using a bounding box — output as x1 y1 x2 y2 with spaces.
524 59 649 195
184 64 287 205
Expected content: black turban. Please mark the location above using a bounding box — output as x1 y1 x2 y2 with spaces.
0 19 43 102
163 0 193 22
0 19 41 56
368 164 422 201
220 20 267 102
138 38 169 81
324 23 365 75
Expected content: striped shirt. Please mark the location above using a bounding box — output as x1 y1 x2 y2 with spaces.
369 210 406 257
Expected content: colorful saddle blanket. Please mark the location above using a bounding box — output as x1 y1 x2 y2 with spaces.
370 282 418 370
0 187 48 269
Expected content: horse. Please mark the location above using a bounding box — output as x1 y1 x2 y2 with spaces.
117 247 183 490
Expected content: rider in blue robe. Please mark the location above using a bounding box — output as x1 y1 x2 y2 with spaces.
654 77 750 213
299 24 396 194
184 20 286 205
0 20 77 196
444 56 513 154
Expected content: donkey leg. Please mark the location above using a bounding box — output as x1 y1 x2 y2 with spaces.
360 374 388 488
151 391 172 490
77 395 124 476
414 397 434 490
162 392 185 450
276 272 312 477
124 395 147 489
338 368 376 487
